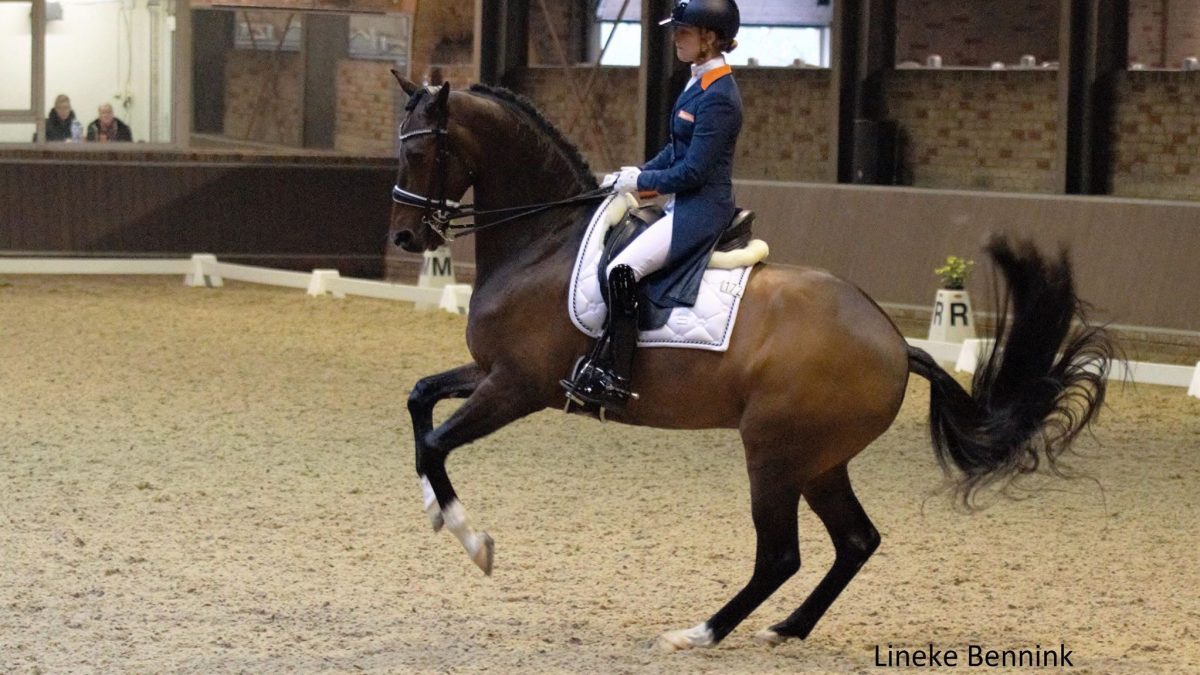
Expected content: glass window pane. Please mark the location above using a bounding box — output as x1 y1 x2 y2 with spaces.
0 122 36 143
43 0 176 143
594 5 833 68
192 7 418 155
0 2 33 110
1129 1 1200 70
896 0 1060 69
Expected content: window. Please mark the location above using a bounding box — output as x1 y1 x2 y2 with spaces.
0 1 36 142
191 7 413 155
1 0 179 144
594 0 833 68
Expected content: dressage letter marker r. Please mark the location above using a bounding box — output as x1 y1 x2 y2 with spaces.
931 301 970 327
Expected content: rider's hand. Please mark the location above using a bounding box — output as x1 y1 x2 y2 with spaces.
614 167 641 194
600 172 619 190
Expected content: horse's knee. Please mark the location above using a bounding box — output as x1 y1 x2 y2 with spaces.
408 380 433 418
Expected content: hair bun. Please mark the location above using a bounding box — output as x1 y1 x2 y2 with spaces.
727 38 738 53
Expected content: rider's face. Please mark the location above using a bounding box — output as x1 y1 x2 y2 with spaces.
673 25 712 64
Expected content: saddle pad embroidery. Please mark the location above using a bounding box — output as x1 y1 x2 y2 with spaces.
568 195 754 352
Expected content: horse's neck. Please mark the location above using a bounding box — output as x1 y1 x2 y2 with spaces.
468 174 590 291
471 200 589 293
464 97 596 293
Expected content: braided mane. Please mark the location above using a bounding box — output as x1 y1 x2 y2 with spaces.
467 84 598 190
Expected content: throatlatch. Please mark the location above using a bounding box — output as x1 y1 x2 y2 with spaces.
561 264 640 415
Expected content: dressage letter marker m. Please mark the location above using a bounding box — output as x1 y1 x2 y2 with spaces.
417 246 457 310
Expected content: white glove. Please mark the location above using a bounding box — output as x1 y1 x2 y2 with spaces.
613 167 641 194
600 172 619 189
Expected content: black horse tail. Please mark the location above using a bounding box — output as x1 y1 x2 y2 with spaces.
906 235 1115 507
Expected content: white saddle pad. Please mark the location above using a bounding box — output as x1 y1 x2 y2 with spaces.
568 195 760 352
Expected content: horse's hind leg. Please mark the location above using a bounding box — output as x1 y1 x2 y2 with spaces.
755 463 880 646
658 466 801 651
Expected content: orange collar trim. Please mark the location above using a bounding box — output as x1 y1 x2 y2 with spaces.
700 65 733 90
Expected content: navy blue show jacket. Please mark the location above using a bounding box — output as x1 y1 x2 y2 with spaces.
636 65 743 308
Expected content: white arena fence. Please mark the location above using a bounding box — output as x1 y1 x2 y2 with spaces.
1 255 1196 399
0 254 472 315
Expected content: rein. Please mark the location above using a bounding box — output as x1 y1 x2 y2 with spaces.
391 184 611 241
392 94 609 242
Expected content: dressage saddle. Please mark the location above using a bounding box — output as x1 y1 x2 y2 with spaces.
597 206 757 330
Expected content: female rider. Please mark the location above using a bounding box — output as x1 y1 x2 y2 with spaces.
563 0 743 411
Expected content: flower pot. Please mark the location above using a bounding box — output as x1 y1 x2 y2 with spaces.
927 288 976 343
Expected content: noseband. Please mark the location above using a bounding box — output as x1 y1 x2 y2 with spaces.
392 91 609 242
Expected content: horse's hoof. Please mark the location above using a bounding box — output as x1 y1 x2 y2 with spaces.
656 623 714 651
472 532 494 576
753 628 787 647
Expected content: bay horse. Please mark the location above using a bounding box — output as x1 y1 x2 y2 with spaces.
390 77 1112 650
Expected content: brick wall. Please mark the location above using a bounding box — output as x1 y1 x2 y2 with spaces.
411 1 474 86
335 59 400 156
735 68 832 182
1129 0 1200 68
529 0 587 66
214 0 474 154
1129 0 1166 67
886 70 1060 192
509 66 640 172
224 49 305 147
896 0 1060 67
510 66 834 181
1164 0 1200 67
1111 71 1200 200
193 0 413 10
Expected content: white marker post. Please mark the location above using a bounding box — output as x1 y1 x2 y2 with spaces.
928 289 976 343
416 246 456 311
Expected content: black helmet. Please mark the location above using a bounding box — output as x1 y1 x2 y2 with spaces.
659 0 740 41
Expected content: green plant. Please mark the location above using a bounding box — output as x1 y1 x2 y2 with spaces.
934 256 974 290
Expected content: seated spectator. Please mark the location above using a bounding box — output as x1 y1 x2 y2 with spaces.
45 94 82 142
87 103 133 143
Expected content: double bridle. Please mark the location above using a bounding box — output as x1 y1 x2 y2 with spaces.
391 92 610 241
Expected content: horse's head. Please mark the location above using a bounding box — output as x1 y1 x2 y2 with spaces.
390 73 477 253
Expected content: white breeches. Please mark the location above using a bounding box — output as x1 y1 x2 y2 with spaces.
607 210 674 282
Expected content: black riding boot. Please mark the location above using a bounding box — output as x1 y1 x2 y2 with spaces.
561 264 639 411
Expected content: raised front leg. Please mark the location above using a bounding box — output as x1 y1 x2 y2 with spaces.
410 367 544 575
409 363 486 532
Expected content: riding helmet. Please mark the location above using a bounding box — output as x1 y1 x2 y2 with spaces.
659 0 741 41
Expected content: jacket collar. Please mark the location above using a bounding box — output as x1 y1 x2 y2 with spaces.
673 63 733 112
700 64 733 90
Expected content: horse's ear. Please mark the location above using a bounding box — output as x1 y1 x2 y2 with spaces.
391 70 420 96
435 82 451 108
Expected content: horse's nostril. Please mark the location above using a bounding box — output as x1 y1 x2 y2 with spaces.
393 230 413 247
